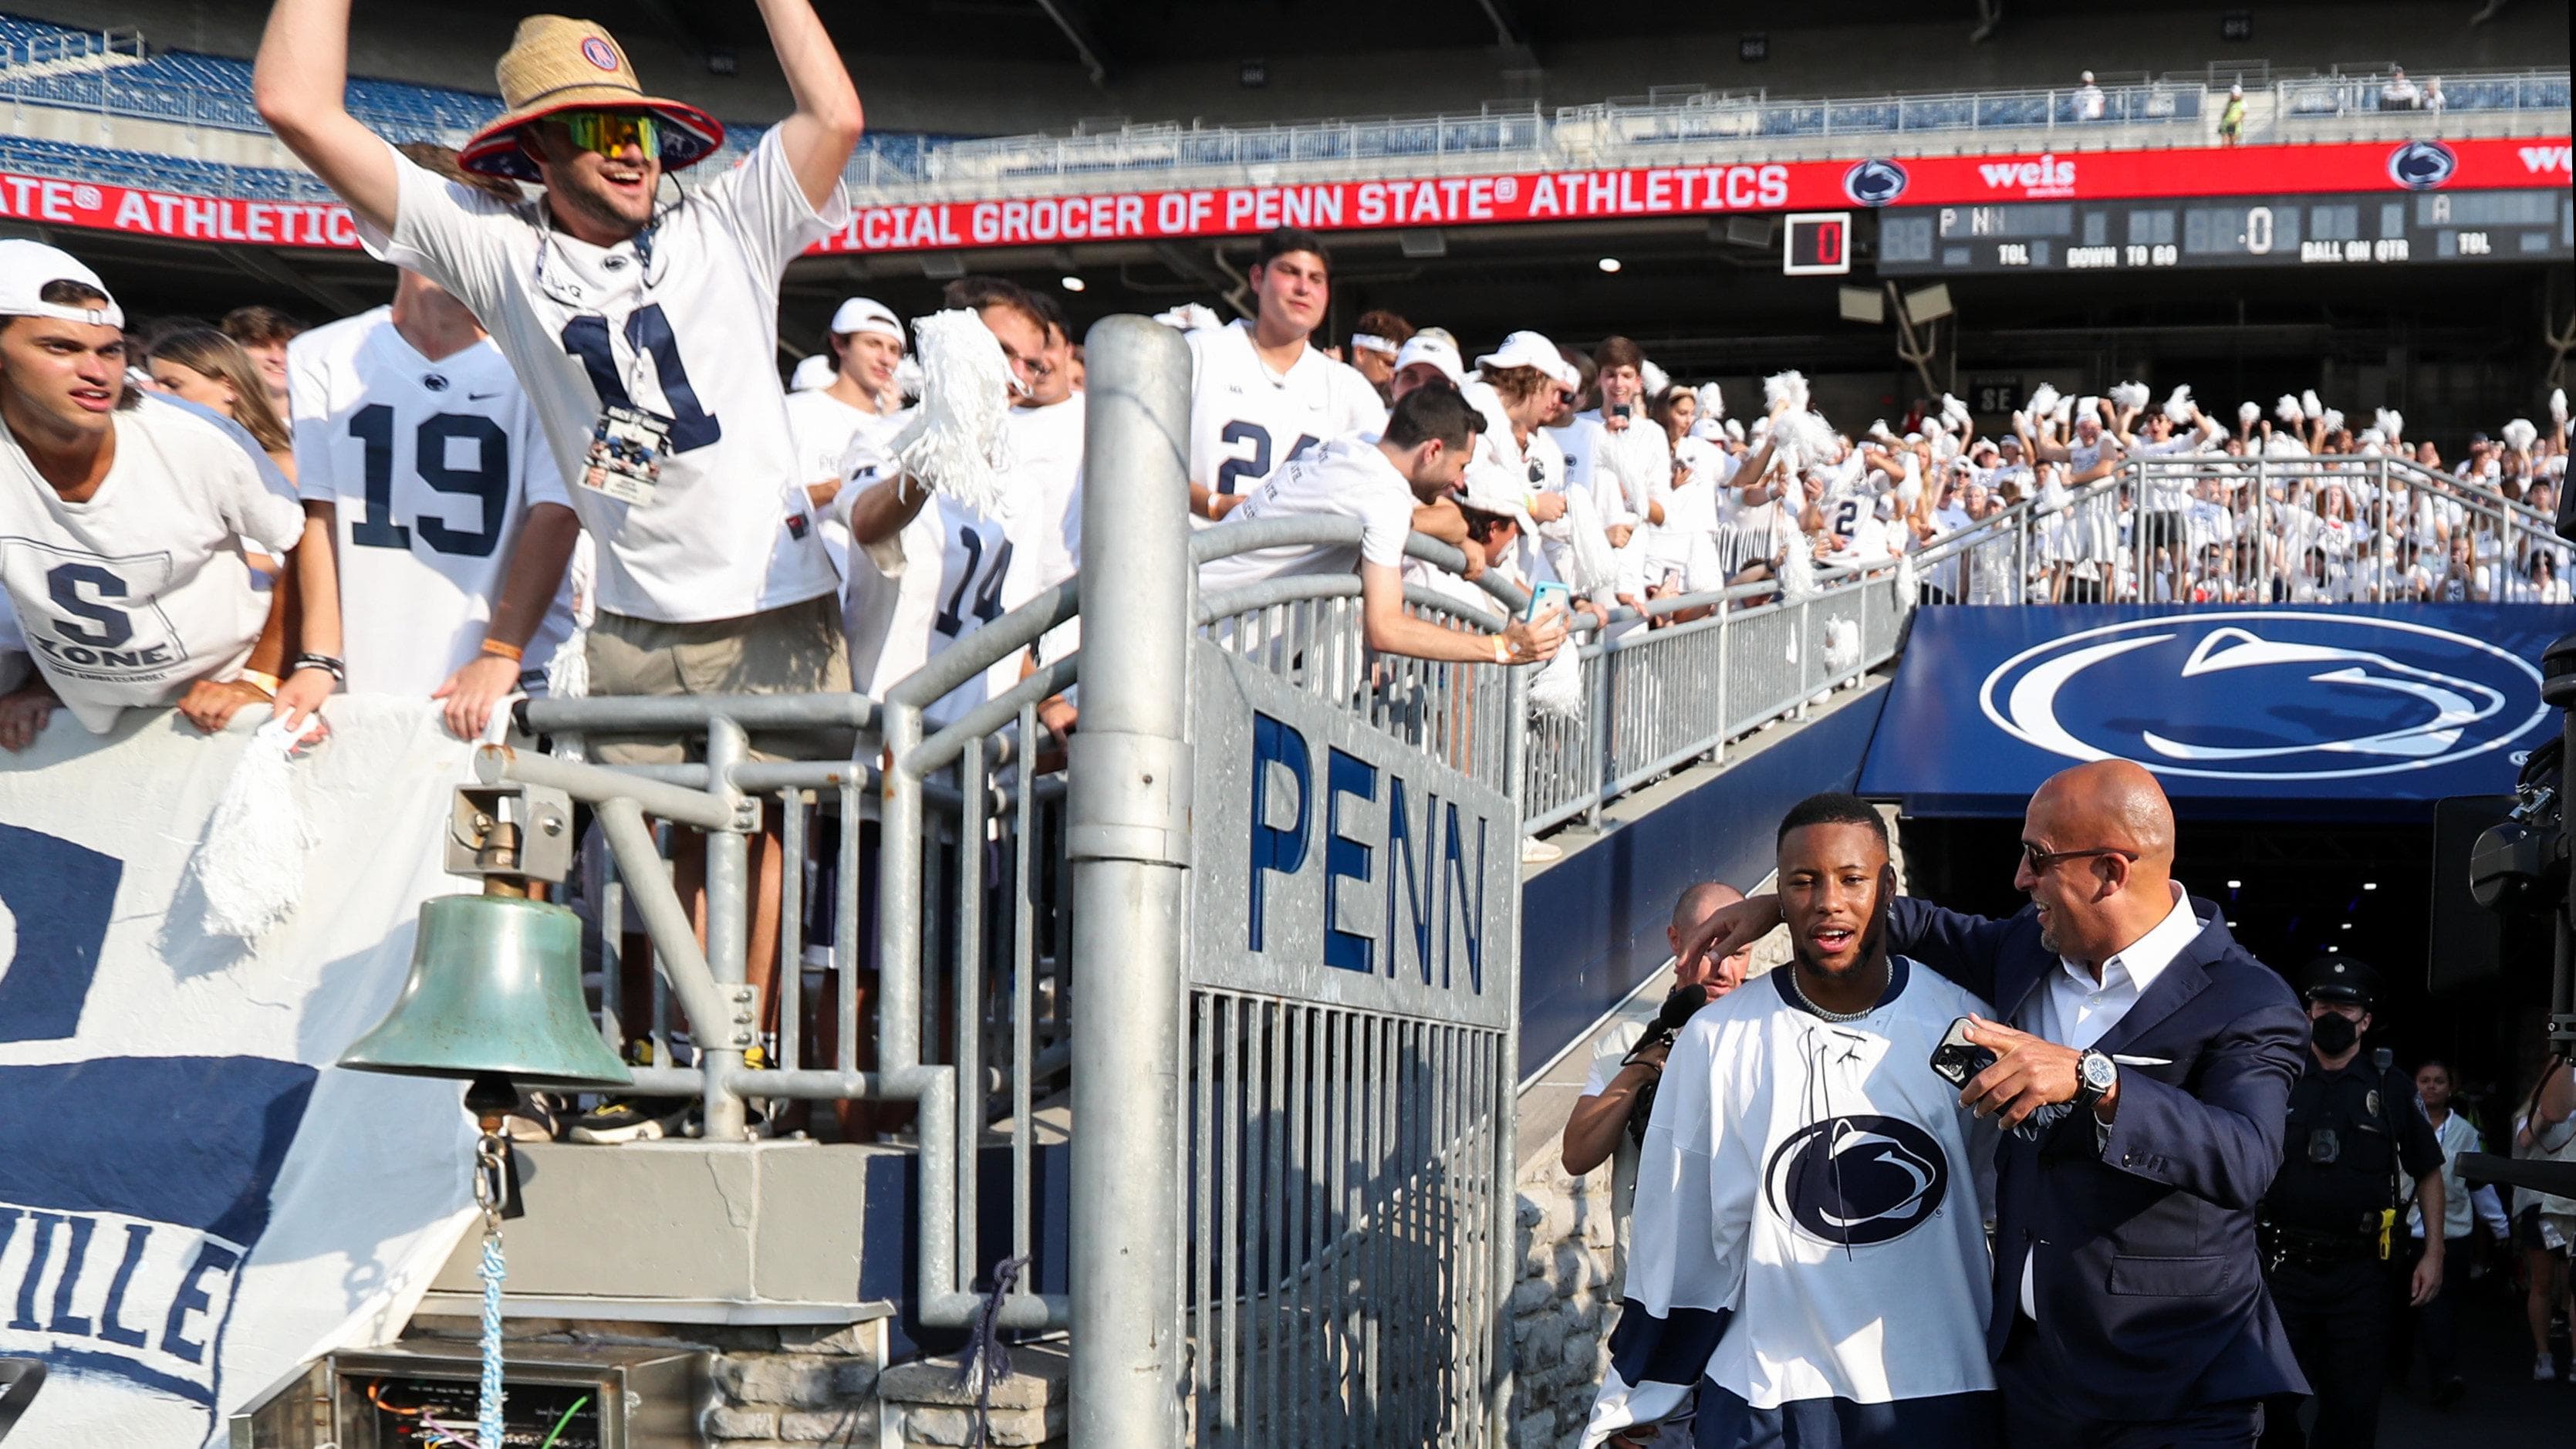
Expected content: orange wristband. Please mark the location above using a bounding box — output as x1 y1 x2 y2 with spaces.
237 670 282 695
479 639 525 663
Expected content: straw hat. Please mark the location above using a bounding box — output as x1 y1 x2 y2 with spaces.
459 15 724 182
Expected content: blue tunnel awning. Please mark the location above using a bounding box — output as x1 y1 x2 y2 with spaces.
1859 604 2568 819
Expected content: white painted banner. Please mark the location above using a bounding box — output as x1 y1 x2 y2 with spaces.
0 700 482 1446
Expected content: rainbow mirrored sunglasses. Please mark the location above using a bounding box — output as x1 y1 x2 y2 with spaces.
554 110 660 158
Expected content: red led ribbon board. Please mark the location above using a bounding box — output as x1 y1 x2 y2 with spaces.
5 137 2564 253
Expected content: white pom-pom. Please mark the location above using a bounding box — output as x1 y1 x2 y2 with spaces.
545 627 589 701
2276 394 2304 424
2010 409 2029 434
2110 381 2149 410
2239 400 2260 428
1892 551 1919 608
2164 386 2194 424
2320 408 2345 436
1697 381 1724 420
2054 394 2077 427
2027 383 2062 419
2264 432 2308 458
1642 360 1670 398
2301 389 2322 421
1153 303 1220 333
197 714 326 939
1528 647 1584 720
886 309 1018 518
2359 427 2385 446
1822 616 1862 674
2551 389 2568 425
1779 535 1817 599
1558 485 1619 593
893 355 924 402
1940 393 1970 427
1723 419 1744 443
1774 410 1839 474
1868 418 1896 444
1764 370 1811 413
2503 418 2539 452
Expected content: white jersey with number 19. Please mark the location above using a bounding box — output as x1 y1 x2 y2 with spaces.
290 306 578 698
1187 320 1386 505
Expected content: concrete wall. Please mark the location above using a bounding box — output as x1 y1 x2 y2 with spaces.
29 2 2567 139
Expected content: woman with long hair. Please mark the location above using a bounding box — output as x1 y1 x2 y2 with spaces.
2510 1052 2576 1381
146 326 295 481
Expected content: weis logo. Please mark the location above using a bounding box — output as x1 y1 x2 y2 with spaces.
1977 152 2079 195
2520 144 2571 175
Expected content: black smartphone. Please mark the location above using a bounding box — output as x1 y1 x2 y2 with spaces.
1929 1016 1997 1088
1612 403 1632 421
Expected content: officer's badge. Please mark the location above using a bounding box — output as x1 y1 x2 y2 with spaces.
2365 1089 2381 1116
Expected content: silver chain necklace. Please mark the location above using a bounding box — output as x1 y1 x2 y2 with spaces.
1784 966 1880 1023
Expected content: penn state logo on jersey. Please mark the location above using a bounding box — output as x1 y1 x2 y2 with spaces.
2386 140 2456 191
1843 159 1909 208
1764 1114 1949 1247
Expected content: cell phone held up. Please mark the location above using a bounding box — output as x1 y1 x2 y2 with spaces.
1929 1016 1997 1088
1524 578 1573 623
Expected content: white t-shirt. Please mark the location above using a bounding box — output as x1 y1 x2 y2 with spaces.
785 388 904 583
0 400 306 731
289 306 577 697
1196 435 1417 596
1001 394 1085 613
1583 409 1673 529
366 129 849 623
1188 320 1386 503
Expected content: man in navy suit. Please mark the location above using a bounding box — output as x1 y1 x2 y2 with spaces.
1683 760 2311 1447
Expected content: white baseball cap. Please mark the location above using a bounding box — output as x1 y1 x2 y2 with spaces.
1393 332 1466 388
829 296 903 342
1474 330 1579 391
789 353 836 392
0 241 123 329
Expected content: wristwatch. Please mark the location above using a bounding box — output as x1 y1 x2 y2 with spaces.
2072 1049 2118 1112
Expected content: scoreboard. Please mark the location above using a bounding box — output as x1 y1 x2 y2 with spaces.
1875 188 2572 275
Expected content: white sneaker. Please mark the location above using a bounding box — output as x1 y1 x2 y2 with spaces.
1520 836 1563 864
2537 1354 2558 1382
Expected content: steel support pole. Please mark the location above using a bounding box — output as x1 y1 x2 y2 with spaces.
701 717 751 1140
1066 315 1193 1446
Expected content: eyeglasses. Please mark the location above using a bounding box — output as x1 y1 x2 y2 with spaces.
2019 841 2139 873
558 110 659 157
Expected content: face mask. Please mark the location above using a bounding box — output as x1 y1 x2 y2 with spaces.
2309 1011 2360 1056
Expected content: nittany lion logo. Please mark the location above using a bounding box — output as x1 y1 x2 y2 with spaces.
1765 1115 1949 1247
1842 159 1909 208
2387 140 2457 191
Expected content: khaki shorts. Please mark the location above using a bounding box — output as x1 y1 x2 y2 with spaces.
584 593 854 765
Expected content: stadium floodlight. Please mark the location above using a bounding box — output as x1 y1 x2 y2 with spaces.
1836 286 1883 325
1598 257 1622 274
1062 275 1087 292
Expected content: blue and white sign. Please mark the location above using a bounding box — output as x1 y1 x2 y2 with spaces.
0 700 479 1445
1861 605 2567 816
1190 641 1518 1027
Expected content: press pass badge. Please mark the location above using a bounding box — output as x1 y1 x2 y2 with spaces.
582 404 672 505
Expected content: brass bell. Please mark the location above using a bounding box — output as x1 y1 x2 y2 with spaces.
340 893 634 1090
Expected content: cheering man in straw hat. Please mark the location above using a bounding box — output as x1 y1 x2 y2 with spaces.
258 3 865 1135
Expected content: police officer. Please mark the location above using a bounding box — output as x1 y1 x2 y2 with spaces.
2257 957 2446 1449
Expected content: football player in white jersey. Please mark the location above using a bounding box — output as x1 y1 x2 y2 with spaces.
0 244 339 748
1187 227 1387 521
836 279 1074 726
1588 794 2000 1449
785 296 909 576
292 144 582 740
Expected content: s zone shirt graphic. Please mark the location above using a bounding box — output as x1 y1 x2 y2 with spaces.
4 542 190 687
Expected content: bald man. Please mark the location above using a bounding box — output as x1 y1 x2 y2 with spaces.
1681 763 2309 1448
